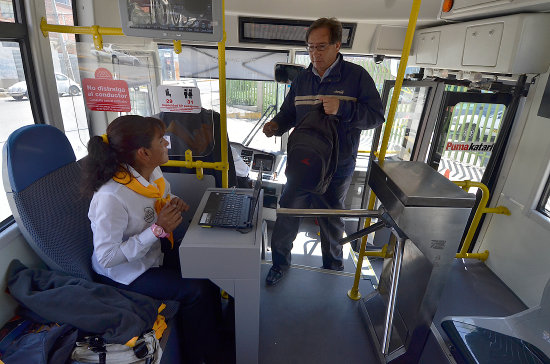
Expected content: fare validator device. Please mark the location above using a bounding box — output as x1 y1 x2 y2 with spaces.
118 0 223 42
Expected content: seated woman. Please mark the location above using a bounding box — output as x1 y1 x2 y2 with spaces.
82 115 221 363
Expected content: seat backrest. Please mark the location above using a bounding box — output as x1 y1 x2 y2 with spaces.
2 124 94 281
156 109 238 187
163 172 216 227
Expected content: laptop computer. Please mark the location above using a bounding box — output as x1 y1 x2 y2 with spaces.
198 164 263 229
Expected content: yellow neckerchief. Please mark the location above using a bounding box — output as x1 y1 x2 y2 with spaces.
113 169 174 247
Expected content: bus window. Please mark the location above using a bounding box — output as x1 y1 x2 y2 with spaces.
378 85 429 161
0 1 14 22
0 42 37 222
537 175 550 218
42 0 89 159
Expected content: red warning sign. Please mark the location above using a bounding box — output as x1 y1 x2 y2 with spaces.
82 68 131 112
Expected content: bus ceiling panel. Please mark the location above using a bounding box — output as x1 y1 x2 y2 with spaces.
224 0 442 22
410 13 550 75
439 0 550 21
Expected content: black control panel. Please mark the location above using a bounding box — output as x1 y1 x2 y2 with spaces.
240 149 254 167
251 153 274 171
232 142 276 174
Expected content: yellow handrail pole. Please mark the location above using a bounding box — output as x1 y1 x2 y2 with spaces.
173 40 182 54
453 180 510 261
217 0 229 188
348 0 422 301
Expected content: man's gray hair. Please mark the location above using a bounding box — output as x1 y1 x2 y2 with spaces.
306 17 342 44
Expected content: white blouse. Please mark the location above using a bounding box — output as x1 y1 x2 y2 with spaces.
88 166 173 285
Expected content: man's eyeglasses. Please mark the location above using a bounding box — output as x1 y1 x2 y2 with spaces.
306 43 333 52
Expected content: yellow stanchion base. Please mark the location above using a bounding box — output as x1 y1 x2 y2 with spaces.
347 289 361 300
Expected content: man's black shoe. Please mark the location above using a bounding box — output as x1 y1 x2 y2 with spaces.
265 267 285 286
321 264 345 271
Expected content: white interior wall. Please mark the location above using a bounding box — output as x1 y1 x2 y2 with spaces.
0 226 43 325
478 68 550 308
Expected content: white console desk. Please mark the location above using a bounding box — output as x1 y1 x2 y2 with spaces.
179 188 263 364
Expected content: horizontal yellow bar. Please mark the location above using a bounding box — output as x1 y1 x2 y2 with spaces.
482 206 511 215
41 18 124 36
363 244 388 258
162 160 227 171
357 150 399 154
456 250 489 261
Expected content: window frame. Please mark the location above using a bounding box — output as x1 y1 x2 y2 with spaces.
0 0 45 231
536 174 550 218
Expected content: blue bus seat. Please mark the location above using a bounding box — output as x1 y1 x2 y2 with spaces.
2 124 95 281
442 277 550 363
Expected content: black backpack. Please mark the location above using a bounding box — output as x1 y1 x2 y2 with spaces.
285 104 339 194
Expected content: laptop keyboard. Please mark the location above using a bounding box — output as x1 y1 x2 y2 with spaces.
209 193 247 226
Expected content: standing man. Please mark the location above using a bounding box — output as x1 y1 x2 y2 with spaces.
263 17 385 286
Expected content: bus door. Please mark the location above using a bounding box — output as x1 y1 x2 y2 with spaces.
426 91 513 183
374 79 445 162
424 90 515 251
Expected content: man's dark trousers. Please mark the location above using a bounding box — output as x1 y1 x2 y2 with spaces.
271 174 353 270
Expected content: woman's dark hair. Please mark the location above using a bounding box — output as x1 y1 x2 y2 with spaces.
305 17 342 44
82 115 166 197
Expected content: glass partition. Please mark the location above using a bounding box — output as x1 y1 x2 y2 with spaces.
158 45 287 153
375 86 429 161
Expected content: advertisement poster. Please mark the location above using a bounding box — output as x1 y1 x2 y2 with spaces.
82 68 131 112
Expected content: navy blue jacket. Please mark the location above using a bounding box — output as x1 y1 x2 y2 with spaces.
273 54 385 177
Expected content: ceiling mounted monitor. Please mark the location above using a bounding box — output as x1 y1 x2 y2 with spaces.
119 0 223 42
239 17 356 48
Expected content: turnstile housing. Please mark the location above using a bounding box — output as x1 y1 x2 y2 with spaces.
362 161 476 363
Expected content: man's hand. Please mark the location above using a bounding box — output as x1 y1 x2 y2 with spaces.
320 97 340 115
263 121 279 137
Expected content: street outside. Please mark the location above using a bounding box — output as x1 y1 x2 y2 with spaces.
0 94 89 221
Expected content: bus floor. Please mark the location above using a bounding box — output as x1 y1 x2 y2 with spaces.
258 219 527 364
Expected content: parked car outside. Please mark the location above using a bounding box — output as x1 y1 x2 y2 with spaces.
7 73 81 100
90 44 143 66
